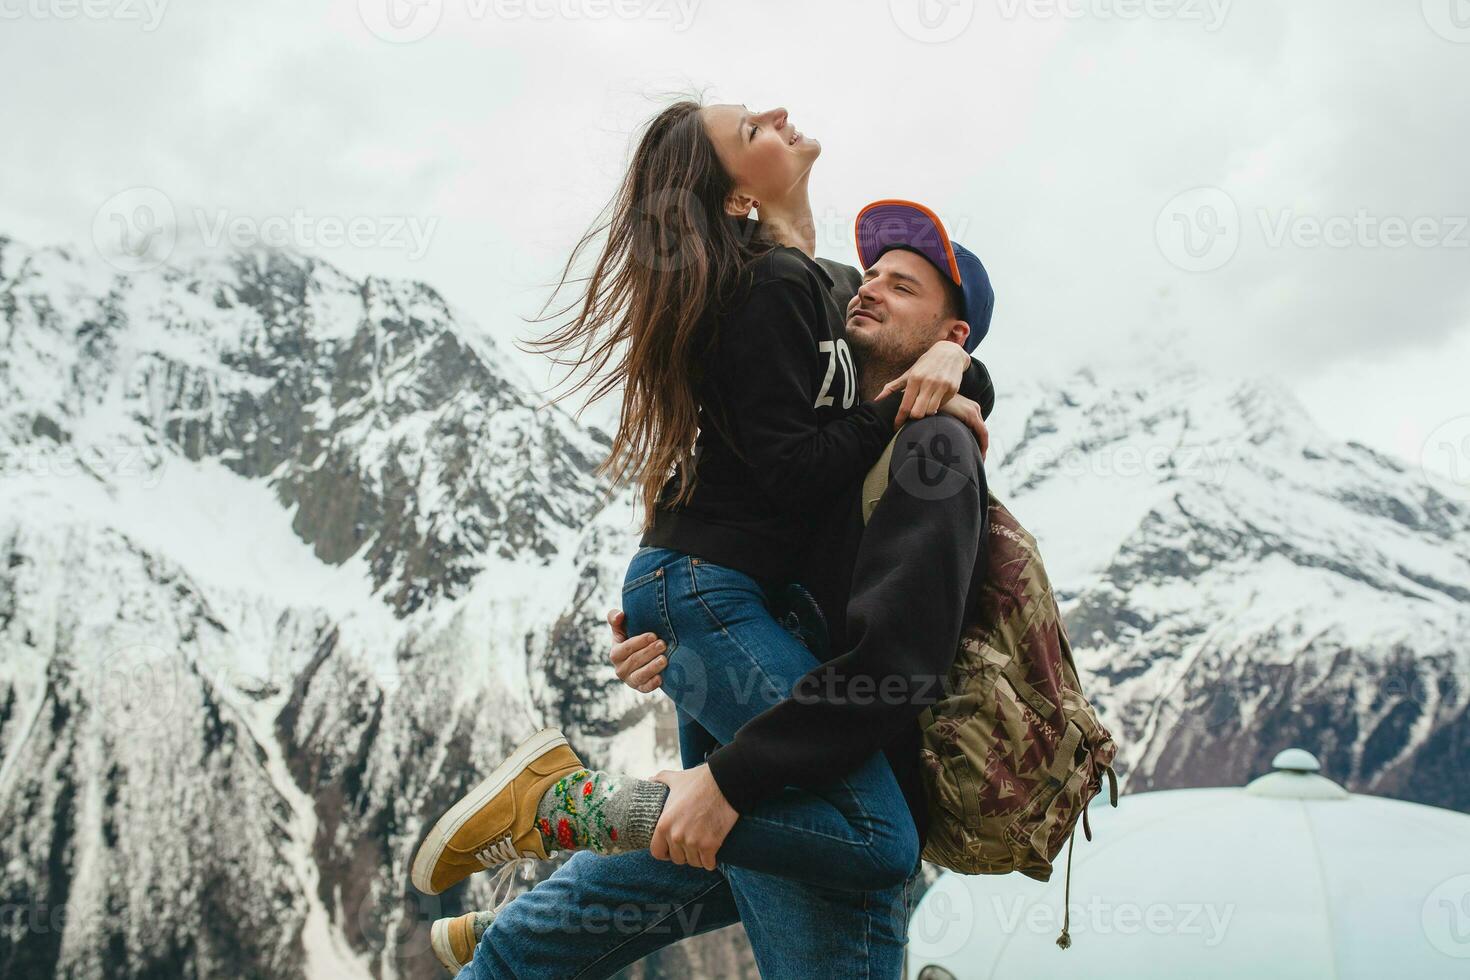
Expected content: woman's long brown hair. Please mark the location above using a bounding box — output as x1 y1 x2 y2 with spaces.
524 98 774 531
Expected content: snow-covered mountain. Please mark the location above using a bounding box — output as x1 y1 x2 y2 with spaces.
1 234 1466 979
983 364 1470 810
0 234 711 980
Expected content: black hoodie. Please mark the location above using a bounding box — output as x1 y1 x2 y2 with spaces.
639 243 992 585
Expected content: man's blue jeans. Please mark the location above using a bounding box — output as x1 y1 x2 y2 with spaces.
462 850 920 979
462 546 921 977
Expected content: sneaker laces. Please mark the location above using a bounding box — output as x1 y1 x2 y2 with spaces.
474 838 538 915
473 838 523 869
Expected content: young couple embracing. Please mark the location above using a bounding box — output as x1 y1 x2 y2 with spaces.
410 98 997 978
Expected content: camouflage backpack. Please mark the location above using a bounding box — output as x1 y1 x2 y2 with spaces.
862 435 1121 949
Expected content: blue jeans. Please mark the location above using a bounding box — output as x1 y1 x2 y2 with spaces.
462 546 922 977
619 546 918 891
463 850 920 979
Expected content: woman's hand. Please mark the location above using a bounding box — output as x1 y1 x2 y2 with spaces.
877 340 971 427
648 764 738 871
938 394 990 459
607 608 668 693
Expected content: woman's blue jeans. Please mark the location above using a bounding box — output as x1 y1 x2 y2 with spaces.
621 545 919 892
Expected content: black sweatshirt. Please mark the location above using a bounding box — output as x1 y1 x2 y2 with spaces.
639 242 992 585
704 414 989 847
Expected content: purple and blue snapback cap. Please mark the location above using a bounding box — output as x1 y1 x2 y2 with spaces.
854 199 994 352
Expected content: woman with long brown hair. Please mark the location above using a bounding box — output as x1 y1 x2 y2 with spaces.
410 98 991 977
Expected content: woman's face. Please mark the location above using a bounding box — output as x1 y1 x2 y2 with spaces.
700 103 820 215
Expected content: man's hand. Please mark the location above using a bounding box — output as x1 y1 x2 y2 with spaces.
607 608 669 693
648 764 738 871
938 394 990 458
877 340 971 427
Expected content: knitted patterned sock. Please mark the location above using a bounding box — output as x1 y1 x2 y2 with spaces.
472 910 496 941
534 768 668 855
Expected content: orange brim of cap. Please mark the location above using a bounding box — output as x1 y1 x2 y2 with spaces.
854 198 961 285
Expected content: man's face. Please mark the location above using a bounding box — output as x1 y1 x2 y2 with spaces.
845 248 968 368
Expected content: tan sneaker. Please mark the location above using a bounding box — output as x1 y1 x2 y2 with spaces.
430 911 480 973
410 727 585 895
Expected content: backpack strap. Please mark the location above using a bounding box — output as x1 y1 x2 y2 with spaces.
861 434 902 525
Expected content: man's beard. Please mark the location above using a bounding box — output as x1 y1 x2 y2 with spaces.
847 325 894 401
848 318 933 401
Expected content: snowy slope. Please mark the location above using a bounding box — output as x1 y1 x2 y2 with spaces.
2 232 1467 979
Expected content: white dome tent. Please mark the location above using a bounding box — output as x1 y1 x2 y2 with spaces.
906 748 1470 979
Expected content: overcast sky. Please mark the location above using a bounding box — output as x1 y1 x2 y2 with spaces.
2 0 1467 485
